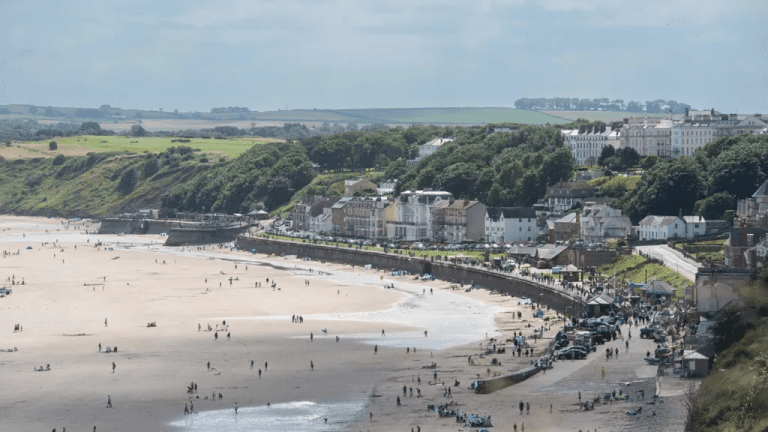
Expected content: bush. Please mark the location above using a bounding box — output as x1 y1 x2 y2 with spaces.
143 158 160 178
52 155 66 166
5 141 10 146
117 168 138 193
49 141 58 151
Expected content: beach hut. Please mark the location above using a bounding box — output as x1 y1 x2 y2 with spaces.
682 350 710 378
586 294 614 318
640 280 675 301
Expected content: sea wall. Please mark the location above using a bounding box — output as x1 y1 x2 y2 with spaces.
474 365 541 394
236 236 586 316
98 218 183 235
165 225 250 246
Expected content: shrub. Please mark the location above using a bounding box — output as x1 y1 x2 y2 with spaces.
52 154 66 166
48 141 58 150
143 158 160 178
117 168 138 193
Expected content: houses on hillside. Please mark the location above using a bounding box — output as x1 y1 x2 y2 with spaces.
580 203 631 243
484 207 537 243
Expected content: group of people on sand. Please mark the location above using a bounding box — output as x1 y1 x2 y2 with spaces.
13 323 22 332
291 315 304 323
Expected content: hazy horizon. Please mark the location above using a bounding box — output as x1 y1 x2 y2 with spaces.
1 0 767 114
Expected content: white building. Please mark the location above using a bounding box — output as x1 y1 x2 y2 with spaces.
619 117 673 157
387 190 453 241
563 125 619 165
637 215 707 240
671 110 767 157
406 138 453 165
580 204 632 243
377 179 398 195
309 207 333 235
484 207 537 243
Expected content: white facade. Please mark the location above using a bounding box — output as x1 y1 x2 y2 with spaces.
309 207 333 234
580 204 632 242
683 216 706 238
563 126 618 165
619 117 672 157
386 190 452 241
484 208 537 243
671 111 767 157
377 179 398 195
637 215 706 240
407 138 454 165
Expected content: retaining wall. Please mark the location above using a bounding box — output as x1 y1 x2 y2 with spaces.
474 365 541 394
236 236 585 316
98 218 184 235
165 225 250 246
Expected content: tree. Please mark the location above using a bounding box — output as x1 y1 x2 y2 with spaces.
52 154 66 166
695 192 736 221
117 168 138 194
598 145 616 166
48 141 58 151
618 147 640 168
130 125 147 137
28 106 38 115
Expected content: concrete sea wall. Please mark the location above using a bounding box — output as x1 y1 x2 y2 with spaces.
98 218 183 235
236 236 585 317
474 365 541 394
165 225 250 246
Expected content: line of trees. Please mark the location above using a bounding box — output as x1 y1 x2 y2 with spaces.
514 98 692 113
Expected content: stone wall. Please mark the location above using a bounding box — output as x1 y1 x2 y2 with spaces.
98 218 183 235
236 236 586 316
473 365 541 394
165 225 250 246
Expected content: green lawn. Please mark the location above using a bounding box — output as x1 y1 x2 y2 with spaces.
599 254 692 298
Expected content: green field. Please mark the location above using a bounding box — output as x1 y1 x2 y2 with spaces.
6 135 269 159
542 110 666 123
2 104 570 125
330 107 568 125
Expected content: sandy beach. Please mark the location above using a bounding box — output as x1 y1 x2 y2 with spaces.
0 216 688 431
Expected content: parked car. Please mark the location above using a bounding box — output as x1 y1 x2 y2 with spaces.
557 347 587 360
640 327 656 339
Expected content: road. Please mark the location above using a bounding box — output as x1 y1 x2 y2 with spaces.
634 245 698 282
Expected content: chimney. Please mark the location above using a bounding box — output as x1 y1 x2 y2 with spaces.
711 108 715 116
685 108 689 117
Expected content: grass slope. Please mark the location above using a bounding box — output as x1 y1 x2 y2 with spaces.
4 136 270 159
599 254 692 298
0 152 212 217
271 171 386 216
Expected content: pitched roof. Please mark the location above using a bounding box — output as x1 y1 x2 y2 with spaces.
435 199 481 210
486 207 536 220
506 245 537 256
536 245 569 260
754 179 768 198
641 279 675 294
556 213 578 224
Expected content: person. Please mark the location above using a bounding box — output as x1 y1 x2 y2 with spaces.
626 340 629 352
99 343 101 352
397 395 401 406
198 323 201 332
265 361 268 371
235 402 238 414
310 332 313 342
519 400 524 415
310 361 314 371
336 335 339 343
374 345 378 355
369 412 373 421
403 385 407 396
207 361 211 371
381 329 385 337
514 423 518 432
227 332 231 341
184 403 189 415
190 402 194 413
112 362 116 373
106 395 112 408
258 368 262 378
526 401 530 414
424 330 428 337
550 403 553 413
215 332 218 341
104 318 108 327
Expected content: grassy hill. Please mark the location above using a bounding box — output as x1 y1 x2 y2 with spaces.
1 135 273 160
598 254 692 298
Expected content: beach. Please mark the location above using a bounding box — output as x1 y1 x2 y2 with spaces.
0 216 688 431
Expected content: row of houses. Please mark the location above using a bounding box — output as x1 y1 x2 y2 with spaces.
563 109 767 165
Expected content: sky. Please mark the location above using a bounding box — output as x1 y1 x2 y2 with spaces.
1 0 767 113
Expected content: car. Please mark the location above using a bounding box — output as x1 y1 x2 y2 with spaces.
640 327 656 339
554 339 569 350
557 347 586 360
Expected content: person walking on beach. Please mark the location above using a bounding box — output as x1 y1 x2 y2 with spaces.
190 402 194 413
106 395 112 408
198 323 201 332
207 361 210 371
374 345 378 355
227 332 231 341
526 401 530 414
519 400 524 415
310 332 313 342
265 361 268 371
104 318 107 327
251 360 254 370
112 362 116 373
234 402 238 414
99 343 101 352
258 368 262 378
397 395 401 406
184 403 189 415
214 332 218 341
